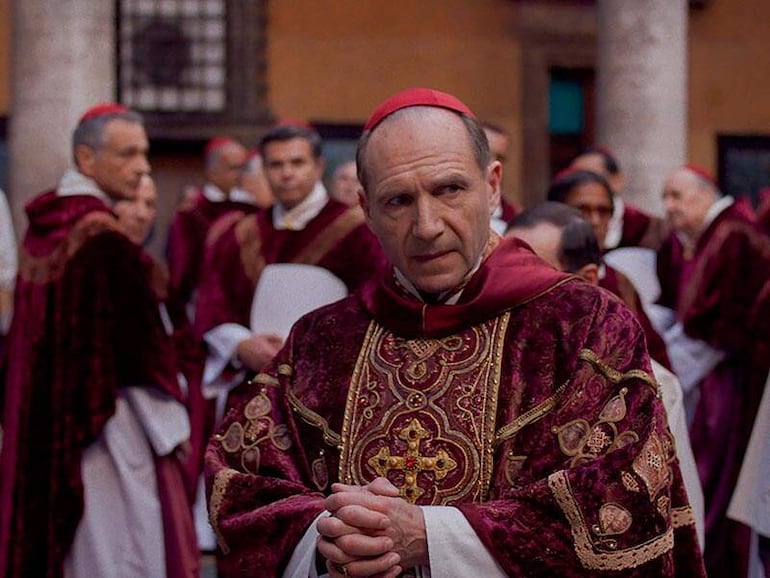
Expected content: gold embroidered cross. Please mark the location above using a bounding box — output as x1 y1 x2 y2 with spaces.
368 418 457 503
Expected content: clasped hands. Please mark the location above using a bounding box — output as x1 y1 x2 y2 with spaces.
316 477 428 578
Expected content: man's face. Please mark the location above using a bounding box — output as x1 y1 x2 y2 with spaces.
662 169 715 240
114 175 157 245
80 119 150 201
483 128 510 164
207 142 248 194
329 161 361 207
361 109 501 294
564 182 613 249
263 137 324 210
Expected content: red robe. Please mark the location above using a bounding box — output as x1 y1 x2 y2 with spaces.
619 203 668 250
656 202 770 578
167 190 259 308
194 199 389 338
206 236 705 577
0 192 189 578
599 265 672 370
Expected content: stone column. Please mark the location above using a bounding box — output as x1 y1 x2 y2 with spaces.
8 0 115 229
596 0 687 216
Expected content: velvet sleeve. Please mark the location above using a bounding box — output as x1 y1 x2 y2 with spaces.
457 301 705 577
204 339 327 577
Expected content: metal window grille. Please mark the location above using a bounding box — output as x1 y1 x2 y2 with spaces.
117 0 227 113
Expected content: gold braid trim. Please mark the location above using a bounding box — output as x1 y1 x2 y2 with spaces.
548 470 673 570
209 468 237 555
671 506 696 529
495 379 569 447
293 205 366 266
250 372 279 387
287 386 342 448
579 349 658 390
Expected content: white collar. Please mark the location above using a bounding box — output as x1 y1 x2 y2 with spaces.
272 182 328 231
203 183 256 205
604 196 625 250
677 195 734 249
703 195 733 230
393 253 484 306
56 169 112 206
202 183 227 202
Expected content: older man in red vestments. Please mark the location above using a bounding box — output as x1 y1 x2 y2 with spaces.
0 105 196 578
167 136 258 315
205 89 705 577
656 164 770 578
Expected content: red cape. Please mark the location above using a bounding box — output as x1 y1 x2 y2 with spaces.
1 192 183 578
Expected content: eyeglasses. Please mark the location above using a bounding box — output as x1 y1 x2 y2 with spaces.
574 204 613 219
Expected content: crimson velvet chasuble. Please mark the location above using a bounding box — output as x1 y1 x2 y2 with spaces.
206 237 705 577
167 191 259 308
0 192 183 578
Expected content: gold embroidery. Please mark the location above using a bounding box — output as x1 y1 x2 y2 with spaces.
548 471 673 570
287 387 342 448
214 392 292 473
671 506 696 528
21 211 121 284
209 468 237 555
504 453 528 486
657 496 671 518
495 379 569 447
598 503 633 536
311 450 329 491
234 215 266 286
368 418 458 503
622 471 641 493
294 205 366 265
277 364 293 377
553 388 639 466
632 429 671 500
578 349 658 391
250 373 279 387
340 314 509 504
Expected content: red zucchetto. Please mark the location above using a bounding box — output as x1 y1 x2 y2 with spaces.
78 103 130 125
205 136 238 156
363 88 476 132
683 163 717 188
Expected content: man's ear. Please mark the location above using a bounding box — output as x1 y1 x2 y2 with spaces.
359 189 371 221
609 173 626 196
575 263 600 286
487 161 502 216
75 144 97 177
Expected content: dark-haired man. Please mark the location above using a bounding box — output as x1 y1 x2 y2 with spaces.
206 89 704 577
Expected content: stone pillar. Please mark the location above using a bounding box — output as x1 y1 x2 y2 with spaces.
8 0 115 229
596 0 687 216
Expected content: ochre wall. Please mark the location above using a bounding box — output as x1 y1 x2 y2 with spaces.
0 0 10 115
266 0 524 203
688 0 770 171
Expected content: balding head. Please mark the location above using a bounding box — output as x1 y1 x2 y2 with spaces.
661 166 721 242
